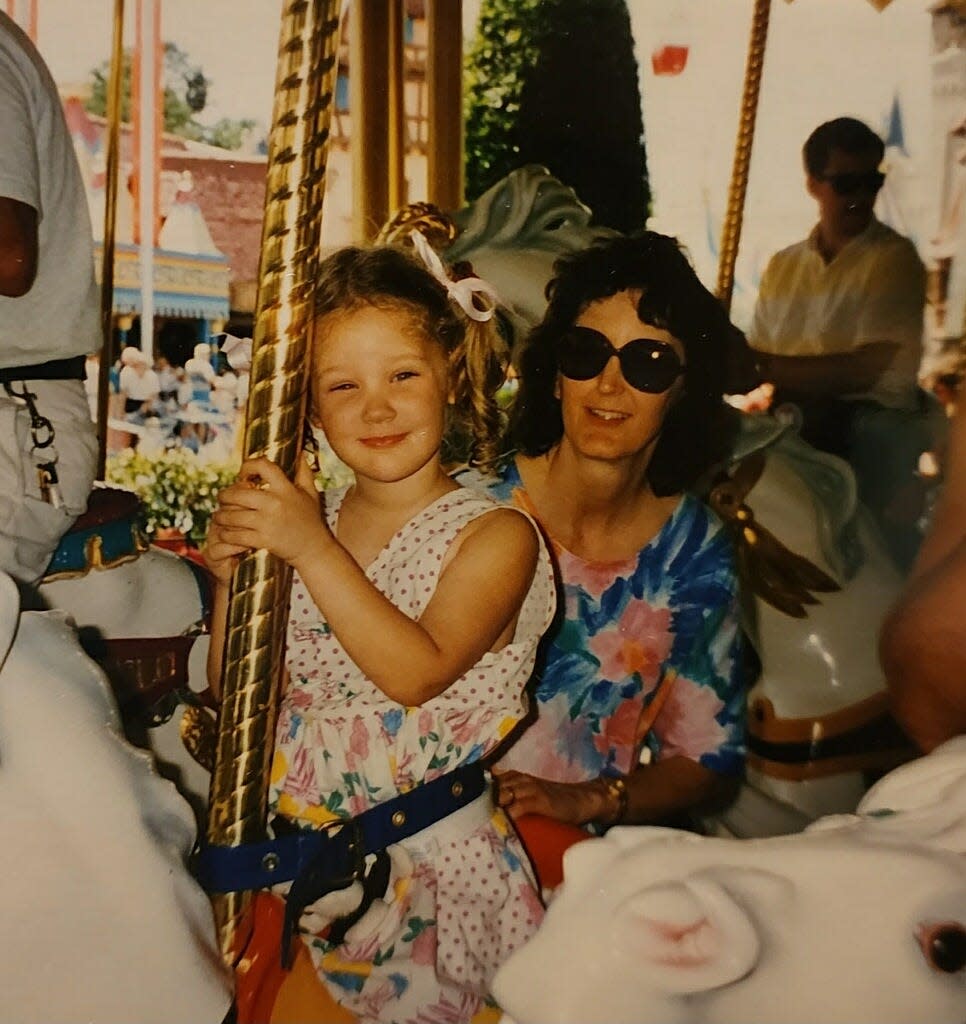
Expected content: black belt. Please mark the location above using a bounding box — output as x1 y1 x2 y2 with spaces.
196 761 487 966
0 355 86 382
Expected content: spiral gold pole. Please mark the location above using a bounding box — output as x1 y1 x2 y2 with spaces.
205 0 340 966
715 0 772 313
95 0 125 480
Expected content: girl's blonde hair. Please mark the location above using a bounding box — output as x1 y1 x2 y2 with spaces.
312 225 510 472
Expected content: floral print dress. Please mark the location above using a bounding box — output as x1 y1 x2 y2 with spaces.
269 486 556 1023
471 460 746 788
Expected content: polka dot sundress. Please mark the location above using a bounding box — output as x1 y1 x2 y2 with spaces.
269 486 556 1023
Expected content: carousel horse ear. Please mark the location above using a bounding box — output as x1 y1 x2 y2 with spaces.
0 572 20 671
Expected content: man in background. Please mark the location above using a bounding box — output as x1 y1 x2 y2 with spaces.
749 117 933 568
0 11 98 585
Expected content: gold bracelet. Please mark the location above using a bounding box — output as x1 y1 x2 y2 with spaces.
599 774 628 826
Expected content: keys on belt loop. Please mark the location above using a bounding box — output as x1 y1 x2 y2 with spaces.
3 380 63 507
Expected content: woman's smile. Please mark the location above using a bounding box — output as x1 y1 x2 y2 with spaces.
585 406 631 423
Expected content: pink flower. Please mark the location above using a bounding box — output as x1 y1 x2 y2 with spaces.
592 698 641 759
346 790 369 817
557 548 637 600
411 923 438 966
656 674 727 760
345 717 369 769
353 976 405 1019
285 686 315 711
283 744 319 803
445 708 482 747
588 601 671 682
497 698 587 782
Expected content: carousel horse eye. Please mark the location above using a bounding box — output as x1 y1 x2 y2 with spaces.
917 922 966 973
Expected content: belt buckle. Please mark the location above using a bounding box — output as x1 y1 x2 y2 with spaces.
318 816 366 888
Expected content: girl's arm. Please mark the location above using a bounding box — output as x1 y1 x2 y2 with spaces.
201 514 246 700
212 458 541 706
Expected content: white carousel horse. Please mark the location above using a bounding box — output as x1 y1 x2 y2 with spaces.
0 569 232 1023
445 166 912 832
37 485 214 818
493 737 966 1024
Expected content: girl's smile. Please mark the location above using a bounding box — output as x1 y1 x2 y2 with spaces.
360 432 409 448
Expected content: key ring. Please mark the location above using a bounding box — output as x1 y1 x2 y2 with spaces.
3 381 55 449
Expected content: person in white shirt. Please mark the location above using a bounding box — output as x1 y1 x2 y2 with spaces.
0 13 98 585
118 347 160 417
749 117 934 568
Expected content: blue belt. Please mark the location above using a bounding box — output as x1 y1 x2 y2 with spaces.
196 761 487 964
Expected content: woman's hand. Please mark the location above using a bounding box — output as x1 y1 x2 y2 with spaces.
492 767 607 827
209 456 327 567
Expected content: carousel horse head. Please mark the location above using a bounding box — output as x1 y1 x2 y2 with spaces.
440 167 909 831
379 166 615 357
493 742 966 1024
0 569 231 1023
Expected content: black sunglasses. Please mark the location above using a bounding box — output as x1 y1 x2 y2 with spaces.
820 170 886 196
557 326 684 394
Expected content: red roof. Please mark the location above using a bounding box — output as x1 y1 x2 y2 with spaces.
73 106 267 296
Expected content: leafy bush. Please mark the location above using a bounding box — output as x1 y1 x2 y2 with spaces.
464 0 649 232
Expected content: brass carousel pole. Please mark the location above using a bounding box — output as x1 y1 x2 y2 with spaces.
95 0 125 480
715 0 772 313
205 0 340 965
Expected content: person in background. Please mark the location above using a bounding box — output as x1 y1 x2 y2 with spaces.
118 347 159 418
748 117 934 568
880 402 966 752
0 12 98 585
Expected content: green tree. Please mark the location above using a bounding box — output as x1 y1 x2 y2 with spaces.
464 0 649 232
85 42 256 151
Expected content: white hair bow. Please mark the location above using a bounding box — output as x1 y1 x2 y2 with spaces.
410 230 501 323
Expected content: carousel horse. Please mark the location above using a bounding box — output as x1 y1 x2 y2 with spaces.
442 165 914 835
492 737 966 1024
37 485 215 817
0 569 232 1023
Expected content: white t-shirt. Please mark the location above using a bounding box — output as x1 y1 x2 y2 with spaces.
0 13 99 366
748 218 925 409
119 365 160 402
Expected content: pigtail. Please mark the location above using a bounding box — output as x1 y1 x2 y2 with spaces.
448 313 512 474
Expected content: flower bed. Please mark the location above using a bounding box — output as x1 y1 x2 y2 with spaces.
106 447 238 546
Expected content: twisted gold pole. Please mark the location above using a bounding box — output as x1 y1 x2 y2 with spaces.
95 0 125 479
716 0 772 313
205 0 340 966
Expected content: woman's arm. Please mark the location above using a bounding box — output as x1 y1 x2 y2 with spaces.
494 756 733 827
212 458 541 706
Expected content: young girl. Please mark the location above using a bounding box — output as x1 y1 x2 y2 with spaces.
204 241 555 1023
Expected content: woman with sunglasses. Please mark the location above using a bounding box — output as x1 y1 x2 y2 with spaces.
475 232 748 841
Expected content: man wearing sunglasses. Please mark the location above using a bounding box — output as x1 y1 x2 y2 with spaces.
748 116 932 568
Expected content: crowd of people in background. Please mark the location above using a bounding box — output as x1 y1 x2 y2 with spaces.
85 332 250 458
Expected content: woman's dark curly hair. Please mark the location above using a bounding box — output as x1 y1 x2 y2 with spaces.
509 231 742 495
